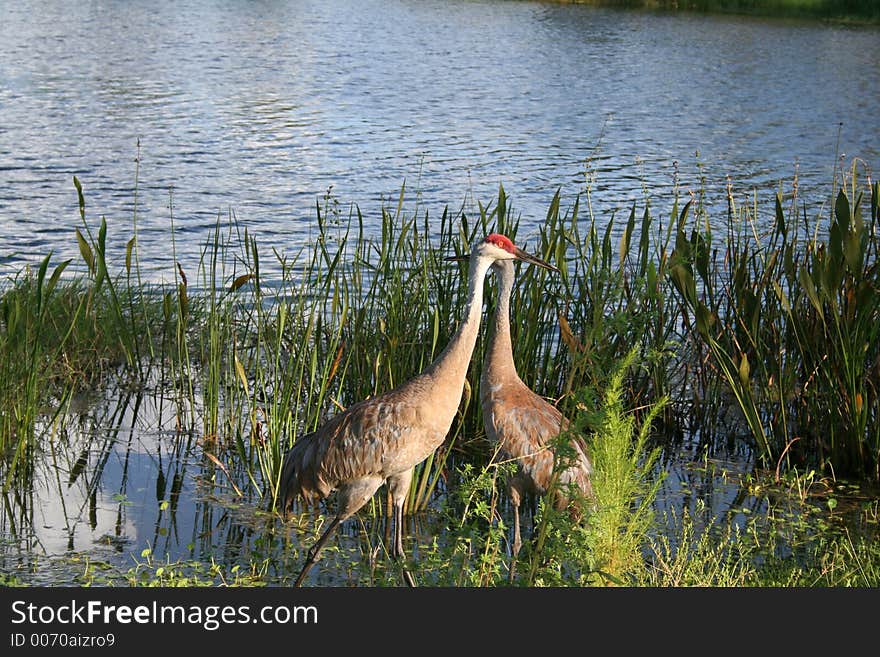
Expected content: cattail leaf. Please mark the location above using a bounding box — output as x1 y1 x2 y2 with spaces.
125 237 136 275
799 266 824 321
431 305 440 355
73 175 86 222
326 342 344 388
835 188 851 234
250 237 260 284
76 228 94 275
277 303 287 336
620 203 635 268
178 282 188 320
555 237 568 280
35 254 50 314
772 281 792 315
695 301 713 338
558 312 582 353
230 273 255 292
234 353 249 396
775 192 786 238
738 352 750 388
602 217 614 268
45 259 71 300
203 451 243 497
843 229 863 274
98 216 107 255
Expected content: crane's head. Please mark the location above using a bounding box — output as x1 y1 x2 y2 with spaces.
445 233 558 272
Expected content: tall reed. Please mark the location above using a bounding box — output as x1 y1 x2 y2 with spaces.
668 163 878 479
3 163 877 544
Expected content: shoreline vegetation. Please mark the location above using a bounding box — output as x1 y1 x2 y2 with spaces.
1 162 878 585
558 0 880 24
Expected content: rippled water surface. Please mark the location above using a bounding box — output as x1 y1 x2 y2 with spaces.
1 0 878 283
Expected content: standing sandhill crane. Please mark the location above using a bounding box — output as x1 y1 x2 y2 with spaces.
279 233 557 587
480 257 593 579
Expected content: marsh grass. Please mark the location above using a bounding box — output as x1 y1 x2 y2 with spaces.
1 166 878 586
669 164 880 480
646 488 880 586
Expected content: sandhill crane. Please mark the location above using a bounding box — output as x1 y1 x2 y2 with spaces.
279 233 557 587
480 257 593 580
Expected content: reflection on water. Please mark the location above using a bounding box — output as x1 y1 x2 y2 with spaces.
0 0 877 285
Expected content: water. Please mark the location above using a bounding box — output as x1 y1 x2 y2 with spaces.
1 1 878 585
1 1 877 285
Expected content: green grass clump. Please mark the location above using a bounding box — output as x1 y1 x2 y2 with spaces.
518 349 666 586
572 348 667 585
646 496 880 586
669 167 880 480
0 253 148 490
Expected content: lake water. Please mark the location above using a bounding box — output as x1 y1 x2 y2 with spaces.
0 1 878 585
1 0 878 285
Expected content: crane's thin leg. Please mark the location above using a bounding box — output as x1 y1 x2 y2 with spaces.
509 500 522 584
393 502 417 588
387 470 417 588
508 482 523 584
294 515 341 587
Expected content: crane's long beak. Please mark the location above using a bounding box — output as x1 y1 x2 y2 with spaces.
443 250 559 272
514 247 559 272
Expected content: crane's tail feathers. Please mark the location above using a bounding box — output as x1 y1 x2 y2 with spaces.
278 457 295 514
278 431 326 514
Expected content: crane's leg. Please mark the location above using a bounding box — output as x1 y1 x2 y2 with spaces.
508 481 524 584
294 476 384 587
387 470 417 588
294 515 342 587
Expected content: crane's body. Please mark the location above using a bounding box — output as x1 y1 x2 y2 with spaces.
481 258 592 569
281 315 479 510
280 233 556 586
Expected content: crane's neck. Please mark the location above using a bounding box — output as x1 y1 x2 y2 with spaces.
483 261 520 384
426 253 492 385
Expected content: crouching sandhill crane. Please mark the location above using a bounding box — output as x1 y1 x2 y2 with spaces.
279 233 558 587
481 257 593 580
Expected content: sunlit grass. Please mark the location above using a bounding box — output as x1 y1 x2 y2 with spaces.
1 166 878 586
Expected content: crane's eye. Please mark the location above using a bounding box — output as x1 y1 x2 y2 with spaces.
485 233 515 253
